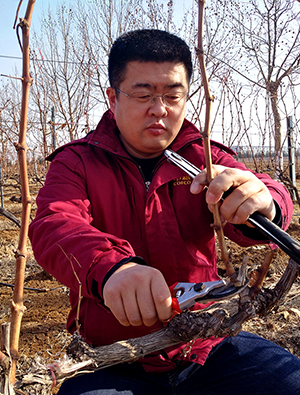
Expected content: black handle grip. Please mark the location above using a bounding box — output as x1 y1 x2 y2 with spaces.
247 211 300 265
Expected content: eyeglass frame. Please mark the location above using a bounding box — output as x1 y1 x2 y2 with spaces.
114 87 189 107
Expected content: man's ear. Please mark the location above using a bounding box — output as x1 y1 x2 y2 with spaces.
106 87 116 113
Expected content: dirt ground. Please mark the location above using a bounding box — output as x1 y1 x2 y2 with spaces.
0 169 300 389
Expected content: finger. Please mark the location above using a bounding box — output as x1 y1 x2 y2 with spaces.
150 275 172 323
220 183 274 224
190 170 208 194
225 192 260 224
204 167 276 224
231 190 275 224
136 286 158 327
205 167 241 205
191 165 229 197
103 262 143 326
104 290 131 326
135 270 172 326
219 179 261 222
122 290 144 326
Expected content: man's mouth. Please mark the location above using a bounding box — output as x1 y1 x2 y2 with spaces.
146 123 166 135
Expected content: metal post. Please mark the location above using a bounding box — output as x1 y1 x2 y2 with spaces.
32 150 37 174
287 116 296 201
0 111 3 208
51 106 56 150
0 163 3 208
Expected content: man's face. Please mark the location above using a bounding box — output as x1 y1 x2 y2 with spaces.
106 61 189 159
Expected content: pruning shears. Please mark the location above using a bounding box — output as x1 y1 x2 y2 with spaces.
170 279 247 314
164 149 300 266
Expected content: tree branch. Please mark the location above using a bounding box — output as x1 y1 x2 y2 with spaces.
0 208 21 228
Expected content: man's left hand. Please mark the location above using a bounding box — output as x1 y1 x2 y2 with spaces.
190 165 276 225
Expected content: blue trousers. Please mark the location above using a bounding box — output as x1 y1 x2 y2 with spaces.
58 332 300 395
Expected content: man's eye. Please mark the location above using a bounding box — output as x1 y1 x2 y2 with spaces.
165 94 181 101
134 93 152 100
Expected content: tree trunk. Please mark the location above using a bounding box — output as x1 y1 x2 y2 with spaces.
267 81 282 179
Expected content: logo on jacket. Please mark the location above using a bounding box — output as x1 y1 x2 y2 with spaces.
173 176 192 186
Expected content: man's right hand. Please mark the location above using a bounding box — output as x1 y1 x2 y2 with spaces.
103 262 172 327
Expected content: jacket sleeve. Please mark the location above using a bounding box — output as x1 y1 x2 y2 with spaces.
209 145 293 247
29 148 137 300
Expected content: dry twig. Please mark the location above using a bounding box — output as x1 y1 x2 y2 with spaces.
57 246 83 334
0 208 21 228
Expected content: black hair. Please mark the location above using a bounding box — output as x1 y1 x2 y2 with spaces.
108 29 193 88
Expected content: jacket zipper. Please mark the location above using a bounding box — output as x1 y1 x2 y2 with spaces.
136 165 151 192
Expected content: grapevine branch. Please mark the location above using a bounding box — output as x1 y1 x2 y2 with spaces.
9 0 36 385
196 0 234 277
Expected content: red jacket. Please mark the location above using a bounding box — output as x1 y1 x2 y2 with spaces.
29 110 292 371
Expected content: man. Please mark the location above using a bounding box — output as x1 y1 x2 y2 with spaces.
29 29 300 394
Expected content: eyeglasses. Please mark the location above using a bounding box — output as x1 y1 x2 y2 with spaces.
114 88 188 108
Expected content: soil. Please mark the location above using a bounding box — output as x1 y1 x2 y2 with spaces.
0 171 300 391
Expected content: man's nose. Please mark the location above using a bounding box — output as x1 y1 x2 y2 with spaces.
149 96 168 117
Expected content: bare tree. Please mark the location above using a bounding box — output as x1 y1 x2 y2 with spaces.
0 78 26 166
28 0 201 151
30 5 94 145
4 0 299 172
29 52 53 158
205 0 300 175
